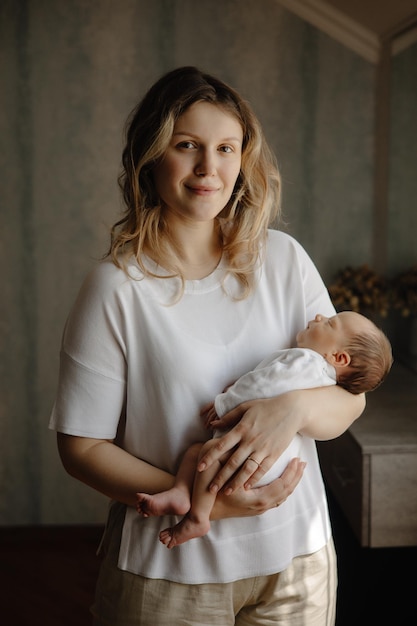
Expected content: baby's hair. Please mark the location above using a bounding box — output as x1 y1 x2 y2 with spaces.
337 324 393 394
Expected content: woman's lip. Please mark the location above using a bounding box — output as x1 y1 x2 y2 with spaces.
186 185 218 194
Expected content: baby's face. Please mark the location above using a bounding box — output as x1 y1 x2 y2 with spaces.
296 311 369 357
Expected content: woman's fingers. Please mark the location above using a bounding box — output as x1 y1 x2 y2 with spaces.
249 458 306 511
271 457 306 504
244 456 273 490
197 417 274 493
234 458 306 513
197 430 257 494
222 454 271 494
210 458 306 519
198 419 242 465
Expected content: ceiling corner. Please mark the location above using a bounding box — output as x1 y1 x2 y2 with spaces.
275 0 380 63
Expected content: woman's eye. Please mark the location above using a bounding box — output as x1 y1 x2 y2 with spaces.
219 145 233 153
177 141 195 149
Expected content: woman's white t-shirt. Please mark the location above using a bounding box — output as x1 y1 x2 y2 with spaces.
50 229 336 584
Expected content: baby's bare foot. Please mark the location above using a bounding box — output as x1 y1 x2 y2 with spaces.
136 488 190 518
159 514 211 548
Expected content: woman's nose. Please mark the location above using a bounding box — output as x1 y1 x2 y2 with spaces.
195 150 216 177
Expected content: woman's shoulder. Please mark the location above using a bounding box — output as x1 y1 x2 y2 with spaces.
265 228 309 261
83 257 142 290
71 258 144 312
262 229 325 295
266 228 301 246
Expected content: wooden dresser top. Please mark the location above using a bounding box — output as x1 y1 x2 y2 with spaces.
349 362 417 454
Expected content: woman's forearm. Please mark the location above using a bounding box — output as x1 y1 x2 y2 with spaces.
295 385 365 440
57 433 304 518
57 433 175 507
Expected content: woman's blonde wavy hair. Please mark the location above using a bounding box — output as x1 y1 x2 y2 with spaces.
108 66 282 298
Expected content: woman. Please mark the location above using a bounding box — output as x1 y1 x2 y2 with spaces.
50 66 365 625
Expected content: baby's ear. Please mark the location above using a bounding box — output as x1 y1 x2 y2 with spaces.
333 350 351 368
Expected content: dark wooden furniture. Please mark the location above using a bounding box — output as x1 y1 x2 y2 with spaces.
318 363 417 547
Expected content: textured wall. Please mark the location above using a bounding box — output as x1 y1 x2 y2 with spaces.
388 42 417 273
0 0 413 524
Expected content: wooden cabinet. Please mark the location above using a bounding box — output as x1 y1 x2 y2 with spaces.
317 363 417 547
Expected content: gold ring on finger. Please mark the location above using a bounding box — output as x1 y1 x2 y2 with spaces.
247 456 261 466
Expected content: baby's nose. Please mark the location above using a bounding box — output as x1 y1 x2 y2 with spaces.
315 314 322 322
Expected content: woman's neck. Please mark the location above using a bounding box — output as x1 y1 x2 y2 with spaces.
170 219 223 280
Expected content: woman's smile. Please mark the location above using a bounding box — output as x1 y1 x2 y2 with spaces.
185 184 219 195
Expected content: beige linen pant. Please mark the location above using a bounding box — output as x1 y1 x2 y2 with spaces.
92 503 337 626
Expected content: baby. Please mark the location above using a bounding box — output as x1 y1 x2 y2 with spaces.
137 311 393 548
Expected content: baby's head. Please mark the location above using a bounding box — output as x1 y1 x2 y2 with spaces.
296 311 393 394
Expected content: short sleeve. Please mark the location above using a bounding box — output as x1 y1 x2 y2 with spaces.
49 262 129 438
49 351 125 438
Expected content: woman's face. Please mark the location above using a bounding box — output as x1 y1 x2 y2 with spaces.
153 101 243 224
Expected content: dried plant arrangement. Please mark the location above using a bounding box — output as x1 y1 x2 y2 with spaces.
390 265 417 317
328 265 390 317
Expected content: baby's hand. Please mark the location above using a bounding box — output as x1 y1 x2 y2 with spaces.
208 409 242 432
200 402 218 429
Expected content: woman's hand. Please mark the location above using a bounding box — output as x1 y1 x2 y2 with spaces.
198 386 365 495
210 457 305 519
199 394 302 494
